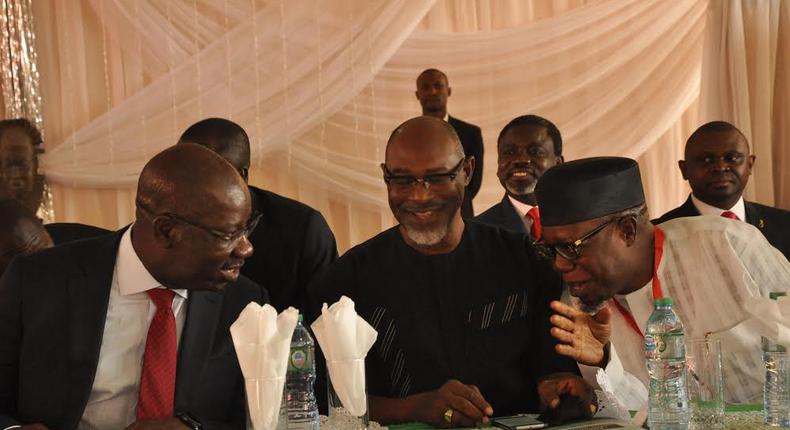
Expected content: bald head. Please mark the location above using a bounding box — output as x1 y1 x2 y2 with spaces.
386 116 464 164
136 142 248 222
178 118 251 181
0 198 52 274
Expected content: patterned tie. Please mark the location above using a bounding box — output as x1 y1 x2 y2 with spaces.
137 288 177 420
721 211 740 221
526 206 541 240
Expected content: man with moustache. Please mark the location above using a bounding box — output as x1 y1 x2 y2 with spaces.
416 69 484 218
309 116 599 428
477 115 564 239
536 157 790 405
654 121 790 258
0 144 267 429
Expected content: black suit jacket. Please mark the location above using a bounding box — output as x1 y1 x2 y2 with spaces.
0 230 268 430
475 194 529 236
653 195 790 259
45 222 111 245
243 186 337 312
448 116 484 219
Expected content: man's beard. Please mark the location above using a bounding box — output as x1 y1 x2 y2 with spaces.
505 180 536 198
402 221 451 246
569 294 607 316
396 197 458 246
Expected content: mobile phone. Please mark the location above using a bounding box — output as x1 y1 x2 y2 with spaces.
491 414 548 430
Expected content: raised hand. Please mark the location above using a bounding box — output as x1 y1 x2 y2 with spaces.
549 300 611 367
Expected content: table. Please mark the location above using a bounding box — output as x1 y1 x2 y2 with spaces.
389 404 773 430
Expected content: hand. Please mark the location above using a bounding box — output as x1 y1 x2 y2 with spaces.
549 300 611 366
19 425 50 430
412 379 494 428
537 373 597 425
124 417 189 430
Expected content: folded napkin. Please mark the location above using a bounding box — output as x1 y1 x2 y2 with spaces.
311 296 378 417
231 303 299 430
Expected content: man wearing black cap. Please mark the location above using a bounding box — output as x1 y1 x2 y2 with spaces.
309 116 598 428
535 156 790 405
476 115 563 239
653 121 790 259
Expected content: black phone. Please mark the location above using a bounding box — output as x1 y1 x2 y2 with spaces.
491 414 548 430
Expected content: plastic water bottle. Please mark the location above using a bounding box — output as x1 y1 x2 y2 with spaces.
763 292 789 427
285 315 320 430
645 297 689 430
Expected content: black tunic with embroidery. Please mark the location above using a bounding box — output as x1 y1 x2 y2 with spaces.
307 220 578 415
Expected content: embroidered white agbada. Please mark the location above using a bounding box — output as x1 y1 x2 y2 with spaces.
588 215 790 408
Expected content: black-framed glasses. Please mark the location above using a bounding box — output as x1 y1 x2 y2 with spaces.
138 201 262 248
382 157 466 191
533 217 620 261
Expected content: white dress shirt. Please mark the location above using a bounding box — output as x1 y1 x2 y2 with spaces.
78 227 188 430
691 194 746 221
507 195 536 232
594 215 790 409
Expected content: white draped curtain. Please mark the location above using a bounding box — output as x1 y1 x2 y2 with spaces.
27 0 790 252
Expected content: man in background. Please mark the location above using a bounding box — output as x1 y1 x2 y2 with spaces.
416 68 484 218
179 118 337 312
654 121 790 258
0 199 52 276
476 114 563 239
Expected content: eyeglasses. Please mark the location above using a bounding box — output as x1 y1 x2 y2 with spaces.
533 217 620 261
138 202 262 249
383 157 466 192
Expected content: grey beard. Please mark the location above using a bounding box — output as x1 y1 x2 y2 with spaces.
570 295 607 316
505 181 536 197
402 223 450 246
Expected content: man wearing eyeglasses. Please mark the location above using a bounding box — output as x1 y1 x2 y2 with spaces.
476 115 564 239
309 116 599 428
415 69 484 219
0 143 267 430
535 156 790 407
178 118 338 313
653 121 790 259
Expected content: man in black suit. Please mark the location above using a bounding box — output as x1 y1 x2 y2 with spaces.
653 121 790 258
45 222 111 244
0 143 267 429
476 115 563 239
416 68 484 218
178 118 337 312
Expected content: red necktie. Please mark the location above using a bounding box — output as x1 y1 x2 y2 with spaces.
526 206 541 240
137 288 177 420
721 211 740 221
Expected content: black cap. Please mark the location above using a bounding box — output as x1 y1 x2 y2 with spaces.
535 157 645 227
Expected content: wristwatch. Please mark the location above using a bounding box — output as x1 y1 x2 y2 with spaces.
175 411 203 430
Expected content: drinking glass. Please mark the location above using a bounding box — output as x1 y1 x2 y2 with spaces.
686 338 724 430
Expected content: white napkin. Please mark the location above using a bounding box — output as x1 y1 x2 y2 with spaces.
231 303 299 430
742 295 790 345
311 296 378 417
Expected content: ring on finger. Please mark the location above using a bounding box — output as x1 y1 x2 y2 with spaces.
443 408 454 424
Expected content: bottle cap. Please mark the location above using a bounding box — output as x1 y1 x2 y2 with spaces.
654 297 673 306
769 292 787 301
298 314 304 323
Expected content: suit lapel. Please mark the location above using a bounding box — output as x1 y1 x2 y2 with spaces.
680 196 700 216
500 195 529 234
64 232 123 429
744 201 766 229
175 289 224 408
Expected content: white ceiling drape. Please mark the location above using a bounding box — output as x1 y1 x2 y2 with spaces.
30 0 790 251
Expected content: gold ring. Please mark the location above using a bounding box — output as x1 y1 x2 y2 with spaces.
443 408 454 424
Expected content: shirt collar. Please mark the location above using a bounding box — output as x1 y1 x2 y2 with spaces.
690 194 746 221
443 112 449 122
507 195 535 219
117 225 188 299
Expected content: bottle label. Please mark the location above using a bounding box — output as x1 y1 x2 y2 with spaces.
645 334 657 357
645 332 684 359
289 347 313 372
